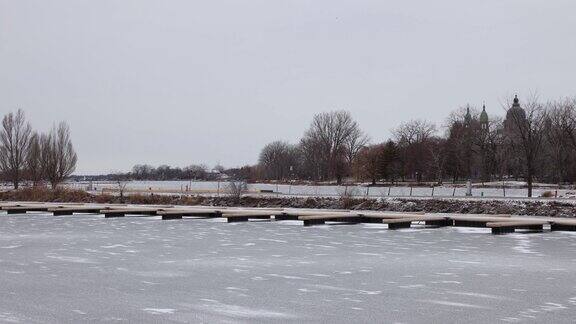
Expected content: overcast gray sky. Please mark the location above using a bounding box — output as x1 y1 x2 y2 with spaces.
1 0 575 174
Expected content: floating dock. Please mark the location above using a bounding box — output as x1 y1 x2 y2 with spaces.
157 209 223 220
487 220 548 234
101 208 161 218
49 206 109 216
0 201 574 235
2 205 53 214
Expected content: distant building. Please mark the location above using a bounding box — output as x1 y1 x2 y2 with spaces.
479 104 489 131
504 95 526 131
464 106 472 127
503 95 526 180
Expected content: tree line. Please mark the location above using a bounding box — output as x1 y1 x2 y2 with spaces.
129 164 219 181
0 109 77 189
87 94 576 199
254 95 576 197
80 164 224 182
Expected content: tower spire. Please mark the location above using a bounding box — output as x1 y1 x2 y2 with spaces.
513 94 520 107
464 105 472 127
480 101 489 130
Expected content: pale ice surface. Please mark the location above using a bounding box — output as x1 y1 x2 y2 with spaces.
1 213 576 323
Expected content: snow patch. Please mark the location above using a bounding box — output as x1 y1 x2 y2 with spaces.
143 308 176 315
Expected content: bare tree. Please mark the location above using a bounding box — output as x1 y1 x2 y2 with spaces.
301 110 364 183
227 180 247 203
258 141 299 180
355 144 382 184
560 98 576 150
541 101 574 184
131 164 155 180
42 122 78 189
0 109 32 189
482 117 505 182
427 137 447 184
394 119 436 146
110 172 129 202
299 136 324 181
26 131 43 186
344 127 370 171
184 164 208 180
393 119 437 182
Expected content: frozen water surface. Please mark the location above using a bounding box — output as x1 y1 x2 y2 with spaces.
1 213 576 323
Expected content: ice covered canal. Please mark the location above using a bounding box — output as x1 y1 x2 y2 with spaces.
0 213 575 323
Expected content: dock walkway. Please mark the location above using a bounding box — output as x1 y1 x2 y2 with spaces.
1 201 574 235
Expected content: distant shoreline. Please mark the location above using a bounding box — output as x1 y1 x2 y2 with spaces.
66 178 573 189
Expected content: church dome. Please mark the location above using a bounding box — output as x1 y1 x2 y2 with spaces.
506 95 526 122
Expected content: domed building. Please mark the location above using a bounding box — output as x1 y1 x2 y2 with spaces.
505 95 526 128
502 95 527 180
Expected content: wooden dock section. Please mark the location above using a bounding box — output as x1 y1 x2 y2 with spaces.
157 210 223 220
2 205 52 214
102 208 162 218
0 204 23 210
274 210 423 225
487 220 548 234
223 211 279 223
451 216 515 228
2 201 576 235
49 206 109 216
365 215 451 229
299 213 364 226
550 219 576 232
274 210 358 221
297 212 450 228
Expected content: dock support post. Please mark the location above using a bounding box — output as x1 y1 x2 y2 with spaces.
492 227 515 234
227 216 249 223
104 213 125 218
162 214 183 220
425 218 452 227
274 214 299 221
388 222 412 230
53 211 73 216
303 219 326 226
551 223 576 231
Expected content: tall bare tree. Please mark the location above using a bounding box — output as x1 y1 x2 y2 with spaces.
393 119 437 182
344 127 369 170
258 141 294 180
301 110 363 183
26 131 43 186
427 137 448 184
560 98 576 150
42 122 78 189
355 144 382 184
0 109 32 189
